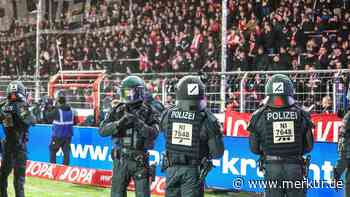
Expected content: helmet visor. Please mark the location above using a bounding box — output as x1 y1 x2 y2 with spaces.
121 86 145 103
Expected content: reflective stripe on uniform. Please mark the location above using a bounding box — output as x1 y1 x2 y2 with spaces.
53 109 74 125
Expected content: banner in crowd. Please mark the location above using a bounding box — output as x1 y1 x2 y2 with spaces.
0 125 344 196
224 110 343 142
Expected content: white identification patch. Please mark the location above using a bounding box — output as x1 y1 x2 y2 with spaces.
272 82 284 94
171 122 193 146
187 84 199 95
273 121 295 144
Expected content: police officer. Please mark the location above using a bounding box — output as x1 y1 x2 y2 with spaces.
144 91 164 114
48 90 74 165
160 75 225 197
99 76 159 197
248 74 314 197
334 110 350 196
0 81 33 197
29 96 54 124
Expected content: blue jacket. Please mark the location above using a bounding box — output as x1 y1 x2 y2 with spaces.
52 106 74 138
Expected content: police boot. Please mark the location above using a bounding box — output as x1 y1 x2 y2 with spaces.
0 184 8 197
0 190 8 197
14 176 25 197
0 175 8 197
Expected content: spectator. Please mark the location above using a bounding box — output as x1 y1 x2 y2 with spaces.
320 95 333 113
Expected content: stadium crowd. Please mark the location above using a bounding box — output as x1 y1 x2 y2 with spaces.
1 0 349 74
0 0 350 115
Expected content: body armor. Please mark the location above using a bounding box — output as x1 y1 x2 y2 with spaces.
115 103 154 151
262 107 304 156
165 108 205 162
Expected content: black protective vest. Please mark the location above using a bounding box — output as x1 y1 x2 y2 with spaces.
262 108 304 156
165 109 204 161
120 128 145 150
118 103 151 151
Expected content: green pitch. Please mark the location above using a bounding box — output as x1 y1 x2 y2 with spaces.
6 175 253 197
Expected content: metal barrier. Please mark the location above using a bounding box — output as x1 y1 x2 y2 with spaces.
1 69 349 115
103 69 350 114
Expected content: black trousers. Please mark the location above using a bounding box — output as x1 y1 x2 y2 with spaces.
49 137 71 165
0 143 27 197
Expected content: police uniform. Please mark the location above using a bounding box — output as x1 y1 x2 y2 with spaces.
334 111 350 196
46 90 74 165
160 76 224 197
248 74 314 197
48 104 74 165
0 81 33 197
99 76 159 197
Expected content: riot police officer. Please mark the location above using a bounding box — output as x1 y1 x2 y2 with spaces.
99 76 159 197
334 110 350 196
248 74 314 197
0 81 33 197
160 75 225 197
47 90 74 165
144 91 164 115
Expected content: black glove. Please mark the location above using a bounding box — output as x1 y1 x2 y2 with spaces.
116 113 136 130
135 119 154 138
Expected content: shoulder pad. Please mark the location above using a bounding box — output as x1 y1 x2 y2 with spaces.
247 106 267 133
141 102 153 111
294 104 311 117
300 108 312 119
294 104 314 129
203 109 217 122
114 103 126 113
161 107 173 118
168 105 177 111
203 110 222 138
251 106 267 119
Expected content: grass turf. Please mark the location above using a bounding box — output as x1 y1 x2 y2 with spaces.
5 175 254 197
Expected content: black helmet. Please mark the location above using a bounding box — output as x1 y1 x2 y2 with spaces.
55 90 66 105
264 74 296 108
120 76 146 104
175 75 206 111
7 81 26 102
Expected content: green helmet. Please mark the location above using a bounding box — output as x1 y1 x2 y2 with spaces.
120 76 145 104
7 81 26 102
55 90 66 104
265 74 296 108
175 75 206 111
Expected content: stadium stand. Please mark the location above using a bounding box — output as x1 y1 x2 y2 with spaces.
1 0 349 75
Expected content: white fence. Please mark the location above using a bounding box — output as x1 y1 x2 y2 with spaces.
103 69 350 114
1 69 349 115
